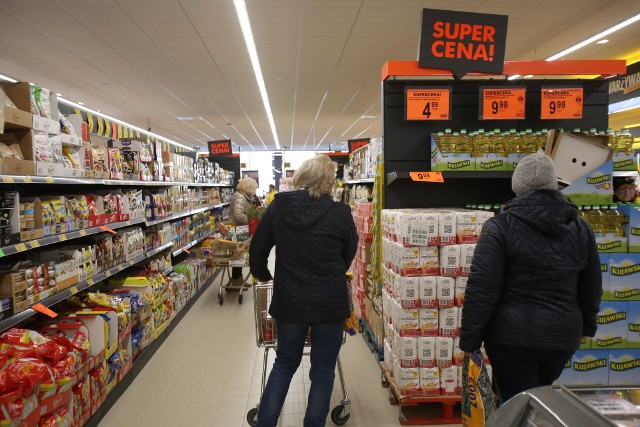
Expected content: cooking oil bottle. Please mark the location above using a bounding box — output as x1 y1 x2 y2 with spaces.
537 129 549 151
618 129 634 152
589 205 605 235
489 129 506 156
521 129 537 153
457 129 472 154
606 204 624 237
474 129 490 156
508 129 521 156
439 128 455 154
607 128 616 149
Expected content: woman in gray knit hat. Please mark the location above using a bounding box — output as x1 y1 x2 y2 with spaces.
459 153 602 403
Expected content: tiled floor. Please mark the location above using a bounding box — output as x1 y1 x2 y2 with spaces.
98 270 457 427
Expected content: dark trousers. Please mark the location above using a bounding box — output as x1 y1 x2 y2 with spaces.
485 344 574 403
257 321 343 427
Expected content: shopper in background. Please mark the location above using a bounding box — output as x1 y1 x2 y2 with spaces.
250 154 358 427
460 153 602 403
228 177 258 287
265 184 277 206
613 176 638 203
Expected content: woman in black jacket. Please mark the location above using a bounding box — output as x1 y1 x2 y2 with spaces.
249 154 358 427
460 153 601 403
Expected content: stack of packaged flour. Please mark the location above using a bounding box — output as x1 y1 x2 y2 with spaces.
381 208 493 397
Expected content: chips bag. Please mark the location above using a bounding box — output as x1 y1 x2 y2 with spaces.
462 352 496 427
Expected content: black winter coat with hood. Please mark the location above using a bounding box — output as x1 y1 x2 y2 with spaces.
459 189 602 353
249 190 358 324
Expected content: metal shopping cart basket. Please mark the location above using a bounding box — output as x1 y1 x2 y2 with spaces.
197 236 253 305
246 281 352 426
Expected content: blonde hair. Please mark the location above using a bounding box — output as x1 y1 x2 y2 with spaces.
236 177 258 196
293 154 336 199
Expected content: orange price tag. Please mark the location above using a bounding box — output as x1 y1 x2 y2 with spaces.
98 226 117 234
182 248 191 254
33 304 58 318
541 87 583 119
410 172 445 183
406 88 451 121
481 87 526 120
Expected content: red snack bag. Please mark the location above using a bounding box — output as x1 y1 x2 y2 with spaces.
72 377 89 421
0 329 66 365
38 412 56 427
53 406 72 427
52 355 75 393
0 389 25 421
4 358 52 398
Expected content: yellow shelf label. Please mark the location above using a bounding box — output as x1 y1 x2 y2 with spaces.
87 279 94 286
45 176 54 183
59 235 68 241
2 176 14 183
30 240 40 248
15 243 27 252
23 176 32 183
79 230 87 236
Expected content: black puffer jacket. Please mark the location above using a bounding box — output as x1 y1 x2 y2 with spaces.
249 191 358 324
459 190 602 352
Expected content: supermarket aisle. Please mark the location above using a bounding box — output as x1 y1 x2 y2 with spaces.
97 270 410 427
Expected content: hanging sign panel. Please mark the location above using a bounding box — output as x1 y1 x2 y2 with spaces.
480 87 526 120
540 87 583 119
418 8 509 79
348 138 370 153
405 87 452 121
208 139 232 157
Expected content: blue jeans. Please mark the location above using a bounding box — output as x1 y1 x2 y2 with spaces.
257 320 343 427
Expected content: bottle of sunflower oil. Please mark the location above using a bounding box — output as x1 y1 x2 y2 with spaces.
439 128 455 154
457 129 472 155
474 129 491 157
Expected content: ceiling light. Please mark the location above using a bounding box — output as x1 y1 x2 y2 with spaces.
597 39 609 44
0 74 18 83
624 123 640 128
77 101 84 105
58 97 195 151
233 0 280 149
56 92 62 97
524 75 533 78
177 116 203 121
360 115 379 119
508 75 521 80
547 12 640 61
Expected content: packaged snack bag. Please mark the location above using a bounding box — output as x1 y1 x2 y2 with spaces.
419 367 440 396
419 308 438 337
462 352 496 427
397 367 420 396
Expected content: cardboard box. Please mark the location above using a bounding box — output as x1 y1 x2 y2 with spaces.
628 301 640 348
32 115 59 135
2 82 34 129
0 158 35 176
430 135 475 172
561 160 614 206
600 254 610 300
545 130 613 185
594 302 628 349
609 254 640 300
608 349 640 385
570 350 609 385
3 105 32 130
618 204 640 253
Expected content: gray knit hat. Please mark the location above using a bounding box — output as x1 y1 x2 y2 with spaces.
512 153 557 196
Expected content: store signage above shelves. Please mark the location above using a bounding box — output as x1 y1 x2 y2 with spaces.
405 87 451 121
541 87 584 120
418 8 508 79
609 61 640 104
208 139 232 157
479 87 526 120
348 138 370 153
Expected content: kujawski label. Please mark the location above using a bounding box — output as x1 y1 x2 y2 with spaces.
601 263 608 273
447 160 472 169
631 228 640 236
611 264 640 276
586 174 611 185
596 337 623 346
629 322 640 332
614 159 634 168
574 359 607 371
598 241 623 251
597 312 626 324
616 289 640 299
610 359 640 371
480 160 503 169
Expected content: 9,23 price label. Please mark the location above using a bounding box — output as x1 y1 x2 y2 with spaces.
541 87 583 119
405 88 452 121
480 87 526 120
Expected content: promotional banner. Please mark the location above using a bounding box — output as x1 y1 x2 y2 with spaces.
418 8 508 79
609 61 640 104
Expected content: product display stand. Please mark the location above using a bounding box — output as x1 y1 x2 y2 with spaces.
377 60 626 425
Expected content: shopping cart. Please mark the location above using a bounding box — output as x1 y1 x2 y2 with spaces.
195 236 253 305
246 281 352 426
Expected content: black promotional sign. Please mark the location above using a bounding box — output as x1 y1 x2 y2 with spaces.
418 8 508 79
609 61 640 104
348 138 370 153
208 139 232 157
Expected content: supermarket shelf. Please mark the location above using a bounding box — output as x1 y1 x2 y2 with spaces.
0 218 145 259
144 202 229 227
172 231 214 257
0 241 174 332
162 266 174 275
386 170 513 184
612 171 638 177
84 268 221 427
0 204 229 259
0 174 233 187
344 178 375 185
